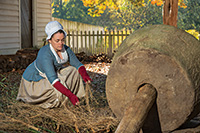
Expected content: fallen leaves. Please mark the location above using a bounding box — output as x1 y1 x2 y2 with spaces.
85 62 110 75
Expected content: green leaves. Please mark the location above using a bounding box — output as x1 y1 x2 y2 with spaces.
177 0 200 30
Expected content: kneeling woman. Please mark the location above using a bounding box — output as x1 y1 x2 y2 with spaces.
17 21 91 108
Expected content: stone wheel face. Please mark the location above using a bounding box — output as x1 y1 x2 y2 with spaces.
106 49 193 131
106 25 200 132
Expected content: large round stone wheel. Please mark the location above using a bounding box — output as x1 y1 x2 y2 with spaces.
106 25 200 132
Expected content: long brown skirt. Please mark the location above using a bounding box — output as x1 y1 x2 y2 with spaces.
16 66 85 108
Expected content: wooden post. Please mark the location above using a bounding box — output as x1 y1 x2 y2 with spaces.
84 31 87 55
80 31 83 52
92 31 95 54
113 30 115 51
72 31 75 52
105 31 107 54
121 30 124 41
67 31 71 47
76 31 78 53
115 84 157 133
89 31 91 55
163 0 178 27
97 31 99 54
100 31 103 53
108 31 113 58
117 30 119 48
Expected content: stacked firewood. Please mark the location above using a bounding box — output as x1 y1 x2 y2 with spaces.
0 49 112 73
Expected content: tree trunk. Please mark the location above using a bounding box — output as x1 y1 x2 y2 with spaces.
163 0 178 27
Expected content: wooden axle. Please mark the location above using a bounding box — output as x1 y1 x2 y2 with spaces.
115 84 157 133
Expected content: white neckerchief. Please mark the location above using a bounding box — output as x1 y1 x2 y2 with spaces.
50 44 68 64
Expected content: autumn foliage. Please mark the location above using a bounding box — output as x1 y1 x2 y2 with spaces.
151 0 186 8
81 0 119 17
81 0 187 17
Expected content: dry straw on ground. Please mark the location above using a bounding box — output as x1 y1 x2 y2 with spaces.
0 83 119 133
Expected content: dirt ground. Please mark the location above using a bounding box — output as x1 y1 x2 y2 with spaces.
1 49 200 132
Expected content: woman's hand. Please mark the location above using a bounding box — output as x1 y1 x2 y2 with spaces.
78 66 92 83
53 81 79 106
67 92 79 106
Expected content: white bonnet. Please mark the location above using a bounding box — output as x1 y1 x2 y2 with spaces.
45 21 67 41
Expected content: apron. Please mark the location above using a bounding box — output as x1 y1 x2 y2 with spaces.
17 66 85 108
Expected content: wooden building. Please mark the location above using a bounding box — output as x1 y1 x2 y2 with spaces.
0 0 51 55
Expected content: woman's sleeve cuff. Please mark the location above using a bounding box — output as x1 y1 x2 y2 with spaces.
52 78 60 85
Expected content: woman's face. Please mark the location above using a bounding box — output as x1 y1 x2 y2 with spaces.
49 32 65 51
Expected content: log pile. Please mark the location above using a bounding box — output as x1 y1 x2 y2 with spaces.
0 49 112 73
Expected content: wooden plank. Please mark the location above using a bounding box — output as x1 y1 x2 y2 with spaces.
89 31 91 54
37 8 51 13
92 31 95 54
37 18 52 23
37 0 51 4
37 13 51 17
67 31 71 48
117 30 119 47
0 27 19 32
37 28 45 32
84 31 87 54
37 36 46 42
72 31 75 52
108 31 112 58
0 16 19 22
100 31 103 53
113 30 115 51
37 31 46 36
76 31 78 53
0 43 20 49
104 31 107 54
37 3 51 9
37 23 48 27
0 32 19 38
0 0 18 5
0 10 19 16
0 48 20 55
0 22 19 27
37 31 46 40
80 31 83 52
37 13 52 18
0 4 18 11
0 38 20 44
37 40 44 44
97 31 99 53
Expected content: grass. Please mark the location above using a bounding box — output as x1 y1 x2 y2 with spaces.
0 69 119 133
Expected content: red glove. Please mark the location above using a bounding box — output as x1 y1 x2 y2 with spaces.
78 66 92 83
53 81 79 106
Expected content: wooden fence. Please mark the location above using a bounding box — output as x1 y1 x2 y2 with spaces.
67 30 133 57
